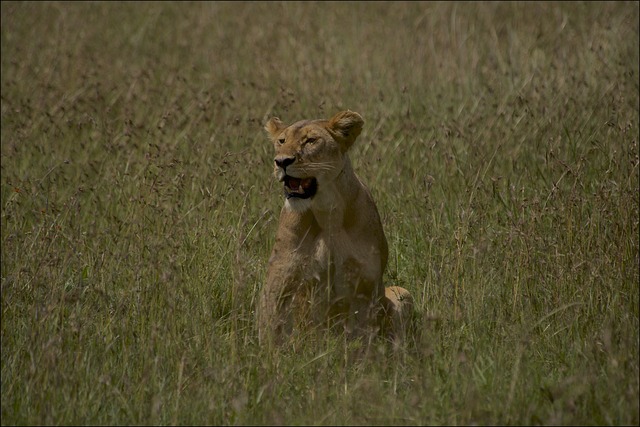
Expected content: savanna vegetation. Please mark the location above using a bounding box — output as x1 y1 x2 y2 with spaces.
1 2 638 425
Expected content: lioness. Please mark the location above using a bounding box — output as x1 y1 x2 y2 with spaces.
257 110 413 345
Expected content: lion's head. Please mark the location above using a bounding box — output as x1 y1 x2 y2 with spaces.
264 110 364 211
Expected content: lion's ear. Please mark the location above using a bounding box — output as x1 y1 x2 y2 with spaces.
265 117 286 139
328 110 364 150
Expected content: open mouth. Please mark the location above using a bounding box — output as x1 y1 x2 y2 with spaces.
283 175 317 199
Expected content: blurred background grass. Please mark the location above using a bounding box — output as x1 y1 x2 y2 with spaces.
1 1 638 425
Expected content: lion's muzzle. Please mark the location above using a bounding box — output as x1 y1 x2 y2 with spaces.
283 175 317 199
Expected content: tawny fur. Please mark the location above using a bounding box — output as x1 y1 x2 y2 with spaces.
257 110 413 345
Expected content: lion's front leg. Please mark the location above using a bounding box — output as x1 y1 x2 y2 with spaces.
257 281 296 346
333 257 384 338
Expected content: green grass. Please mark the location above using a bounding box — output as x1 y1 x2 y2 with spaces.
1 1 638 425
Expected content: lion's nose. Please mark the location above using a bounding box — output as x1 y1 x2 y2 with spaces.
274 156 295 169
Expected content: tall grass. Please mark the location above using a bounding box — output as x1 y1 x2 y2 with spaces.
1 1 638 425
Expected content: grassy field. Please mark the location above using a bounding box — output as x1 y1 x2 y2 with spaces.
1 1 638 425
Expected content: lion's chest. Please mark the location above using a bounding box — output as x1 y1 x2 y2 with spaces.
282 234 332 285
311 236 331 274
295 231 377 293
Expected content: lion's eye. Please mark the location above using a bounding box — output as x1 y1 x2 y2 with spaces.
305 137 317 144
278 138 285 145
